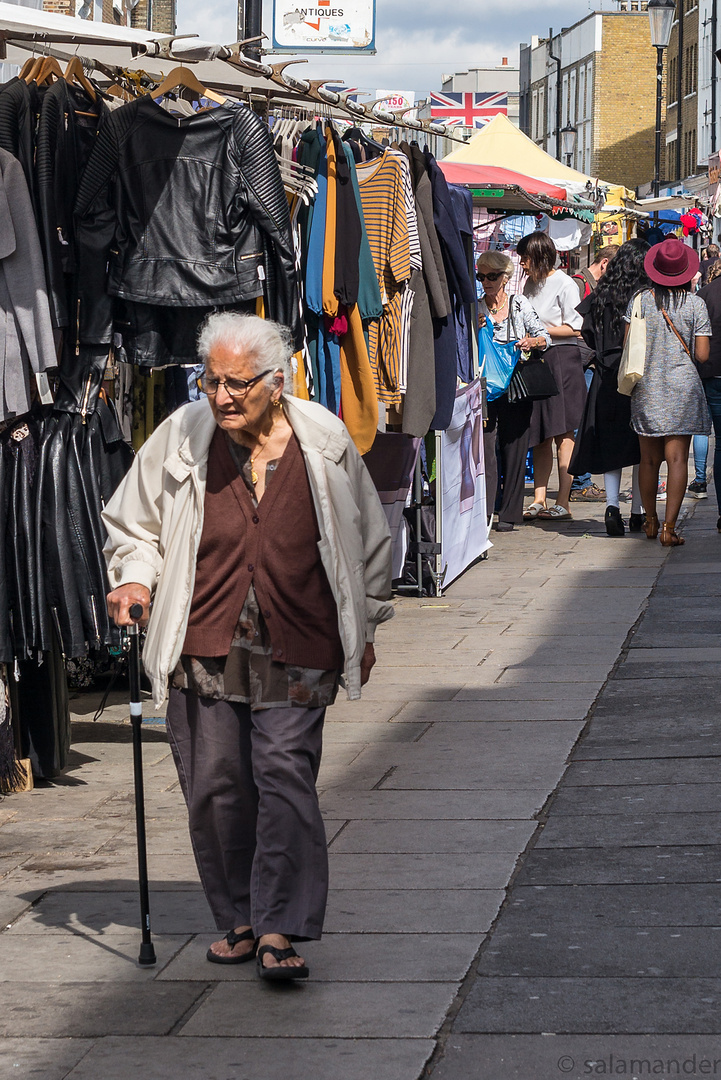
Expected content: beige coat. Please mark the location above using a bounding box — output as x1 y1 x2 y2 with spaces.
102 395 394 707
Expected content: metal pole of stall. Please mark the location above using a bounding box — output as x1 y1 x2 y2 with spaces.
414 455 423 598
127 603 156 967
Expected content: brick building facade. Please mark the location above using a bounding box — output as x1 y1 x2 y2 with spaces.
664 0 699 183
520 5 661 188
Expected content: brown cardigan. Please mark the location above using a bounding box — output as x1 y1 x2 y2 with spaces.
182 427 343 670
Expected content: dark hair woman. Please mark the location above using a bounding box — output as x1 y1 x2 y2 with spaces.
624 239 711 546
570 239 650 536
516 231 586 522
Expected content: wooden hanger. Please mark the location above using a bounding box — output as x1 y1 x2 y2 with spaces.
35 56 64 86
22 56 44 84
18 56 37 82
64 57 97 103
152 66 226 107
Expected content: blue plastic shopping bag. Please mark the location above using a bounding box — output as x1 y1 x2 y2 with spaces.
478 324 518 402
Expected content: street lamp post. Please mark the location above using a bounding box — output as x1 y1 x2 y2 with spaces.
648 0 676 202
560 122 577 169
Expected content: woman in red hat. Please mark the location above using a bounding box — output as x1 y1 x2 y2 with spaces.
624 238 711 546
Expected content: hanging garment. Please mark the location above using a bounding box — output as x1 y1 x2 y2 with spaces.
424 150 476 431
344 143 382 321
0 149 57 424
327 124 362 307
36 402 133 659
356 150 412 405
448 183 478 384
403 143 450 319
0 77 41 220
74 97 302 357
36 79 108 330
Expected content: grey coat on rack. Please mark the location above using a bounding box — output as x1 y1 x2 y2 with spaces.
0 148 56 423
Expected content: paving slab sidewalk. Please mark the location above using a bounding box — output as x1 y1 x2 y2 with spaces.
429 495 721 1080
0 482 684 1079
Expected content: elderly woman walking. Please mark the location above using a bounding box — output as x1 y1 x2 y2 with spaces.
103 313 393 981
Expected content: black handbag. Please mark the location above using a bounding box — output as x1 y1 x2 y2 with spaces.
507 352 559 403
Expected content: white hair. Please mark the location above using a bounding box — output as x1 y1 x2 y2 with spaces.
197 312 293 387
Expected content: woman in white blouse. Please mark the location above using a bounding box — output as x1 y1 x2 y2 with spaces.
517 232 586 521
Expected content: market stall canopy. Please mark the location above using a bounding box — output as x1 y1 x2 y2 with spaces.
0 3 314 96
438 161 568 200
637 195 696 212
442 113 617 195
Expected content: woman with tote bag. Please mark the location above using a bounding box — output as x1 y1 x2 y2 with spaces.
623 239 711 546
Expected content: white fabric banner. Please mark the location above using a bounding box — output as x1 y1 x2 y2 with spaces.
439 378 492 587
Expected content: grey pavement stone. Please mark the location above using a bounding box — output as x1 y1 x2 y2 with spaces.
535 812 721 848
0 983 204 1037
563 758 721 786
0 820 127 856
0 891 43 928
431 1035 721 1080
180 981 458 1038
453 976 721 1033
417 720 585 751
549 783 721 816
376 760 573 791
9 889 214 935
327 819 535 853
328 852 523 889
487 882 721 927
0 853 202 891
158 932 480 983
321 789 544 822
64 1036 435 1080
0 933 191 981
576 737 721 759
491 665 614 685
624 647 721 662
478 924 721 977
0 1038 93 1080
513 845 721 887
323 888 505 933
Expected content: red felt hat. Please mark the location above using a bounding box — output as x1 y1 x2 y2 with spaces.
644 237 700 286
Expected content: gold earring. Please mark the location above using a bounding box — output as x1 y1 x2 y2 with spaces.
272 398 282 409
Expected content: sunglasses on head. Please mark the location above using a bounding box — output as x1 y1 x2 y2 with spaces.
476 271 503 282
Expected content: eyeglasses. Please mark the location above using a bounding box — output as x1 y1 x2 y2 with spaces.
198 369 273 399
476 271 504 282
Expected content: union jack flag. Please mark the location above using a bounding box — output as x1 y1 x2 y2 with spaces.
429 91 508 128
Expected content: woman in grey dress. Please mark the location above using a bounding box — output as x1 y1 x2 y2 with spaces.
624 239 711 546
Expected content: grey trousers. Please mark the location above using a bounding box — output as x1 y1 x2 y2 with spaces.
165 688 328 940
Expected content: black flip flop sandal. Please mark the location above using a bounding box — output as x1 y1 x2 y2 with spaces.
256 943 309 981
206 927 256 965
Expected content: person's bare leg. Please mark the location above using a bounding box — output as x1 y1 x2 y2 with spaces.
258 934 306 969
663 434 692 529
554 432 576 510
532 438 553 506
638 435 664 523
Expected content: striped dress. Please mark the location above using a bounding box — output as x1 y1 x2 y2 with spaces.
356 151 412 404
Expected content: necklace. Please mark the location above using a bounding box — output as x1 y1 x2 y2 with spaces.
487 294 508 315
248 431 273 485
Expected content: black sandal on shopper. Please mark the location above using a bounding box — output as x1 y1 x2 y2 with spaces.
629 513 645 533
256 944 309 981
206 927 257 965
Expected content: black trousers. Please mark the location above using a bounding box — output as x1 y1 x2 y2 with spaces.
165 688 328 940
486 396 534 525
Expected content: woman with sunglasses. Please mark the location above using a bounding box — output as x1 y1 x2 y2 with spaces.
477 250 551 531
103 313 393 982
516 231 585 522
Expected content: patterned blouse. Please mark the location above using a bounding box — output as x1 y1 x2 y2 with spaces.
171 434 341 710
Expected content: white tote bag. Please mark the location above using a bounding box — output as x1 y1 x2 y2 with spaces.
617 293 646 396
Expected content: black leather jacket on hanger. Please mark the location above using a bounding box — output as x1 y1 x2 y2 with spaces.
74 96 302 349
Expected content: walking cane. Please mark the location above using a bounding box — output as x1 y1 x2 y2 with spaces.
127 602 157 966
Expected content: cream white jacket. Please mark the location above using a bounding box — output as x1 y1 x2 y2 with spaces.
102 395 394 707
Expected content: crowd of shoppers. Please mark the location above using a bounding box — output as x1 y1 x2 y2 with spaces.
481 232 720 543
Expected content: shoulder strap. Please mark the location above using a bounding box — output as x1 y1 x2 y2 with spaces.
507 294 517 341
661 306 692 358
